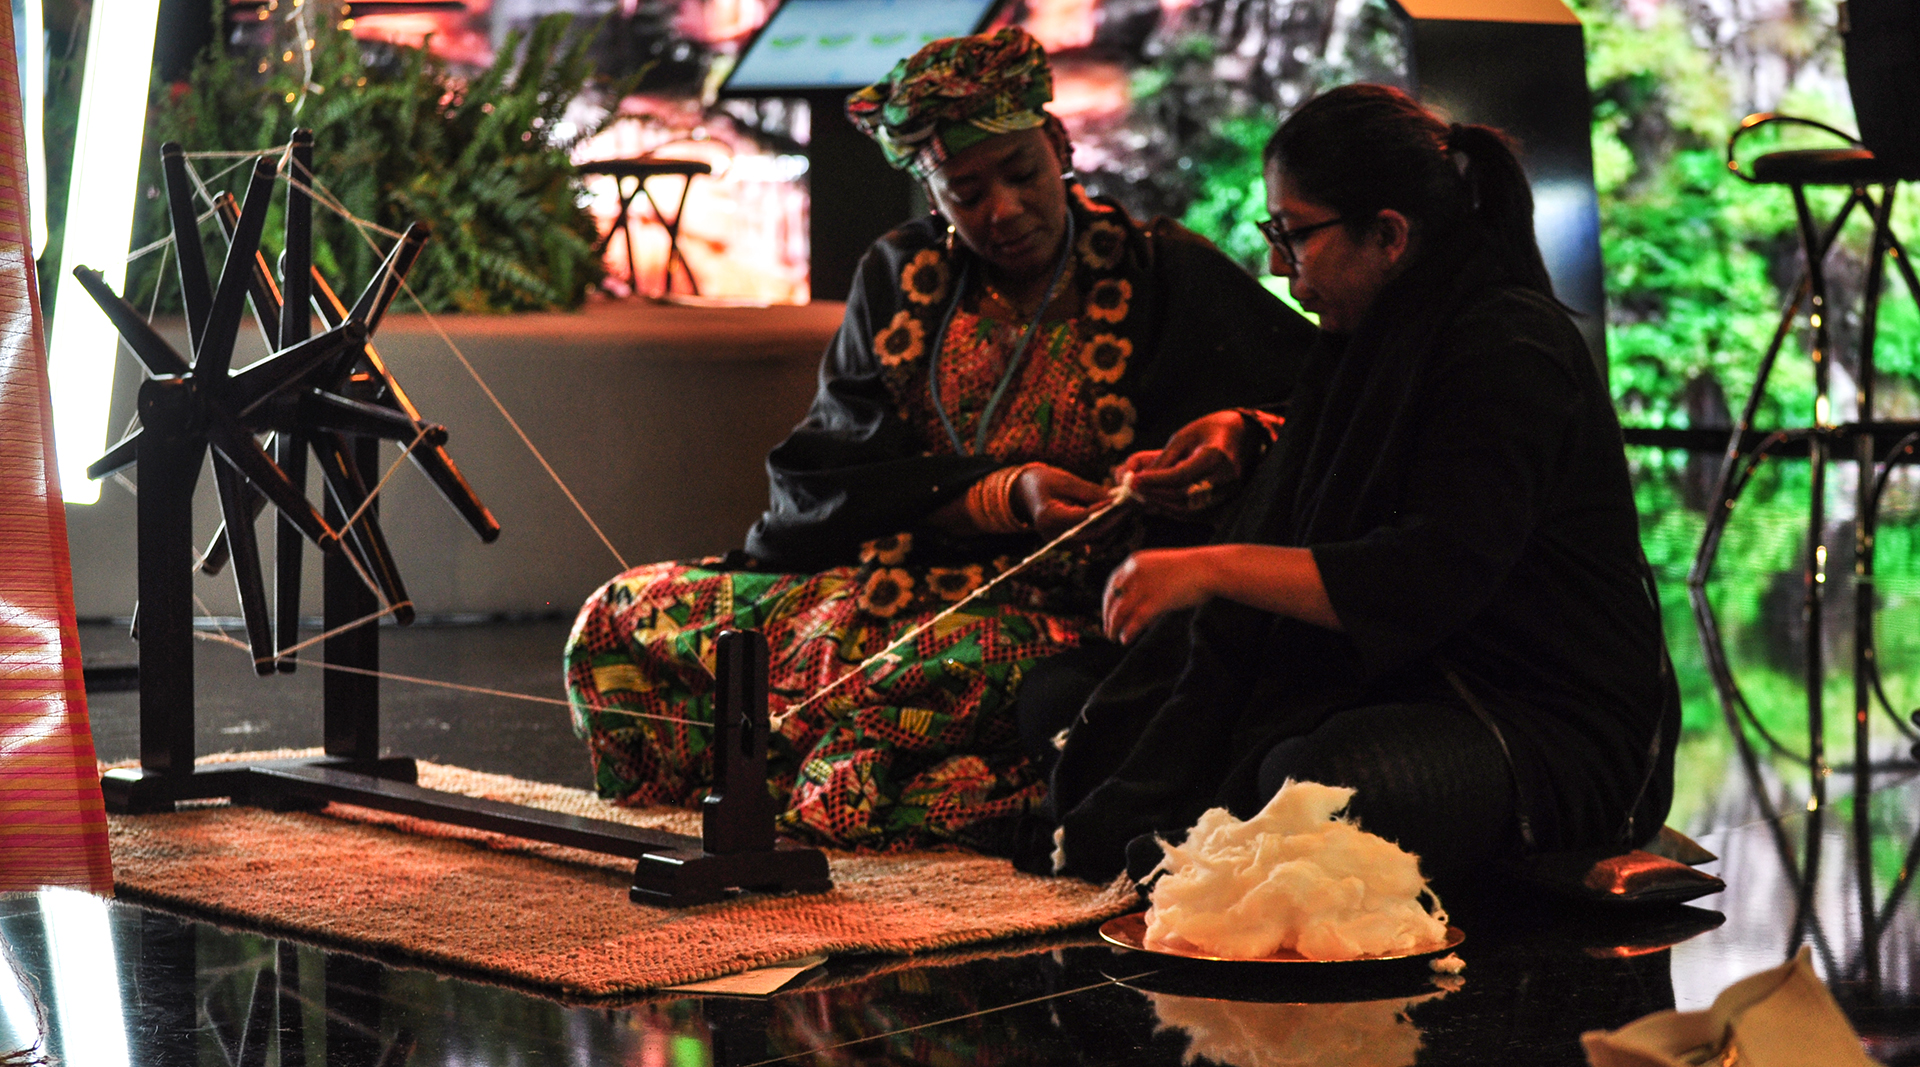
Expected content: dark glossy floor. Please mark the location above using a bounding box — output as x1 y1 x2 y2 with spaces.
3 619 1917 1065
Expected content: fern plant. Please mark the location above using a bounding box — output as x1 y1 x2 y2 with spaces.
133 7 626 314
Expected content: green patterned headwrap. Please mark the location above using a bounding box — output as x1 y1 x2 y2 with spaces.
845 27 1053 179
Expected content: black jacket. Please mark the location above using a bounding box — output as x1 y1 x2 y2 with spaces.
1051 228 1678 880
743 194 1317 570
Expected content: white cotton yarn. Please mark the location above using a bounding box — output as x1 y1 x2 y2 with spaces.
1142 780 1449 961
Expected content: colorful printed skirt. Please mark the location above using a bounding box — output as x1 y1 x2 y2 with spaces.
564 536 1105 851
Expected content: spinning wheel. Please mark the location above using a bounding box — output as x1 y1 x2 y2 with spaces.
89 129 499 808
89 131 831 907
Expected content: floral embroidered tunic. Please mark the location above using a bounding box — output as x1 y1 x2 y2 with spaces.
565 187 1315 852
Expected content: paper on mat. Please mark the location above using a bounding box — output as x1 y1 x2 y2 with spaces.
1582 946 1880 1067
662 954 829 996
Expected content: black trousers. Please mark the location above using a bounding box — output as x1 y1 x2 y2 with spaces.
1253 701 1518 885
1018 649 1521 885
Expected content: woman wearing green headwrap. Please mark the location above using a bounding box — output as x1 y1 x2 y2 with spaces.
565 27 1314 853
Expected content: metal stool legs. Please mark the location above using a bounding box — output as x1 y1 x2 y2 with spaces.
635 172 701 298
582 158 712 299
1691 154 1920 796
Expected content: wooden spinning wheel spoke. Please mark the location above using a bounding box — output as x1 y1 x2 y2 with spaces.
345 225 428 335
228 320 369 417
162 143 214 351
205 418 334 549
296 387 445 445
195 465 265 576
314 430 414 625
191 157 279 383
271 136 313 668
70 267 191 381
211 457 275 672
305 244 501 545
85 424 142 482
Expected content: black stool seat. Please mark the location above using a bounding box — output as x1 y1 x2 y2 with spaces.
1749 147 1908 185
579 159 713 181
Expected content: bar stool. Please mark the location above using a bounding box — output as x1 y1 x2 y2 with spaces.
580 157 713 299
1689 0 1920 800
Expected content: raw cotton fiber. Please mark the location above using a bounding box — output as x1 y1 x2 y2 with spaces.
1143 780 1448 961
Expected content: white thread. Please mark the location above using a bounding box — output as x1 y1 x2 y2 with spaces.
184 155 233 218
148 239 170 320
189 556 405 660
317 493 396 612
126 208 214 264
182 149 282 159
734 973 1158 1067
774 479 1140 727
196 626 707 727
412 309 636 566
310 173 632 571
106 396 146 500
279 167 406 239
198 477 1138 738
120 154 275 266
337 426 432 538
267 603 408 662
192 151 268 189
192 593 242 650
340 523 393 608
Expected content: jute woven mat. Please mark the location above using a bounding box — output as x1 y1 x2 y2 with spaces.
105 751 1135 998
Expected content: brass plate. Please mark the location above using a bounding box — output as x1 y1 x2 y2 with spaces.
1098 912 1464 964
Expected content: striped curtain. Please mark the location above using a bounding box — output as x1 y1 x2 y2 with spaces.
0 0 114 895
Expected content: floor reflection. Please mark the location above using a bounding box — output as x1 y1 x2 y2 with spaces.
8 771 1918 1064
0 898 1739 1065
13 625 1918 1065
1140 989 1448 1067
1667 720 1920 1064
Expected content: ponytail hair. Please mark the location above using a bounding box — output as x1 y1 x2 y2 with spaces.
1265 84 1554 299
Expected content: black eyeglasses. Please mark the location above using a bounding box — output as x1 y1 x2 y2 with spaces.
1256 216 1346 267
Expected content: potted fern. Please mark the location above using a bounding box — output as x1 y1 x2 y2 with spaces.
130 6 626 314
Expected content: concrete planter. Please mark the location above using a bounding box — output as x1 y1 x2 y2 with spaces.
65 300 842 623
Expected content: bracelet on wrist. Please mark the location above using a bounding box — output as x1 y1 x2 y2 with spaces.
965 463 1043 535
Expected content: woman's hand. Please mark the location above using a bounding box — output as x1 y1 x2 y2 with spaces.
1115 410 1247 514
1013 464 1114 537
1103 548 1216 645
1103 544 1343 644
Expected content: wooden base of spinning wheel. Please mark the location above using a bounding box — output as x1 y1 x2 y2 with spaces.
103 629 831 908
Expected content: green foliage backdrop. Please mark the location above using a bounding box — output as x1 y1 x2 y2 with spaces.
29 0 1920 753
130 7 619 314
1574 0 1920 751
1133 0 1920 748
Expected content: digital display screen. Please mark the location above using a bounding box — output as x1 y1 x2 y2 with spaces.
722 0 1002 93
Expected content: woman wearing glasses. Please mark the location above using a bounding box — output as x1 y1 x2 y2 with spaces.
1042 85 1678 887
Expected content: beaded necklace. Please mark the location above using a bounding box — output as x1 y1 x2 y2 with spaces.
927 211 1078 457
